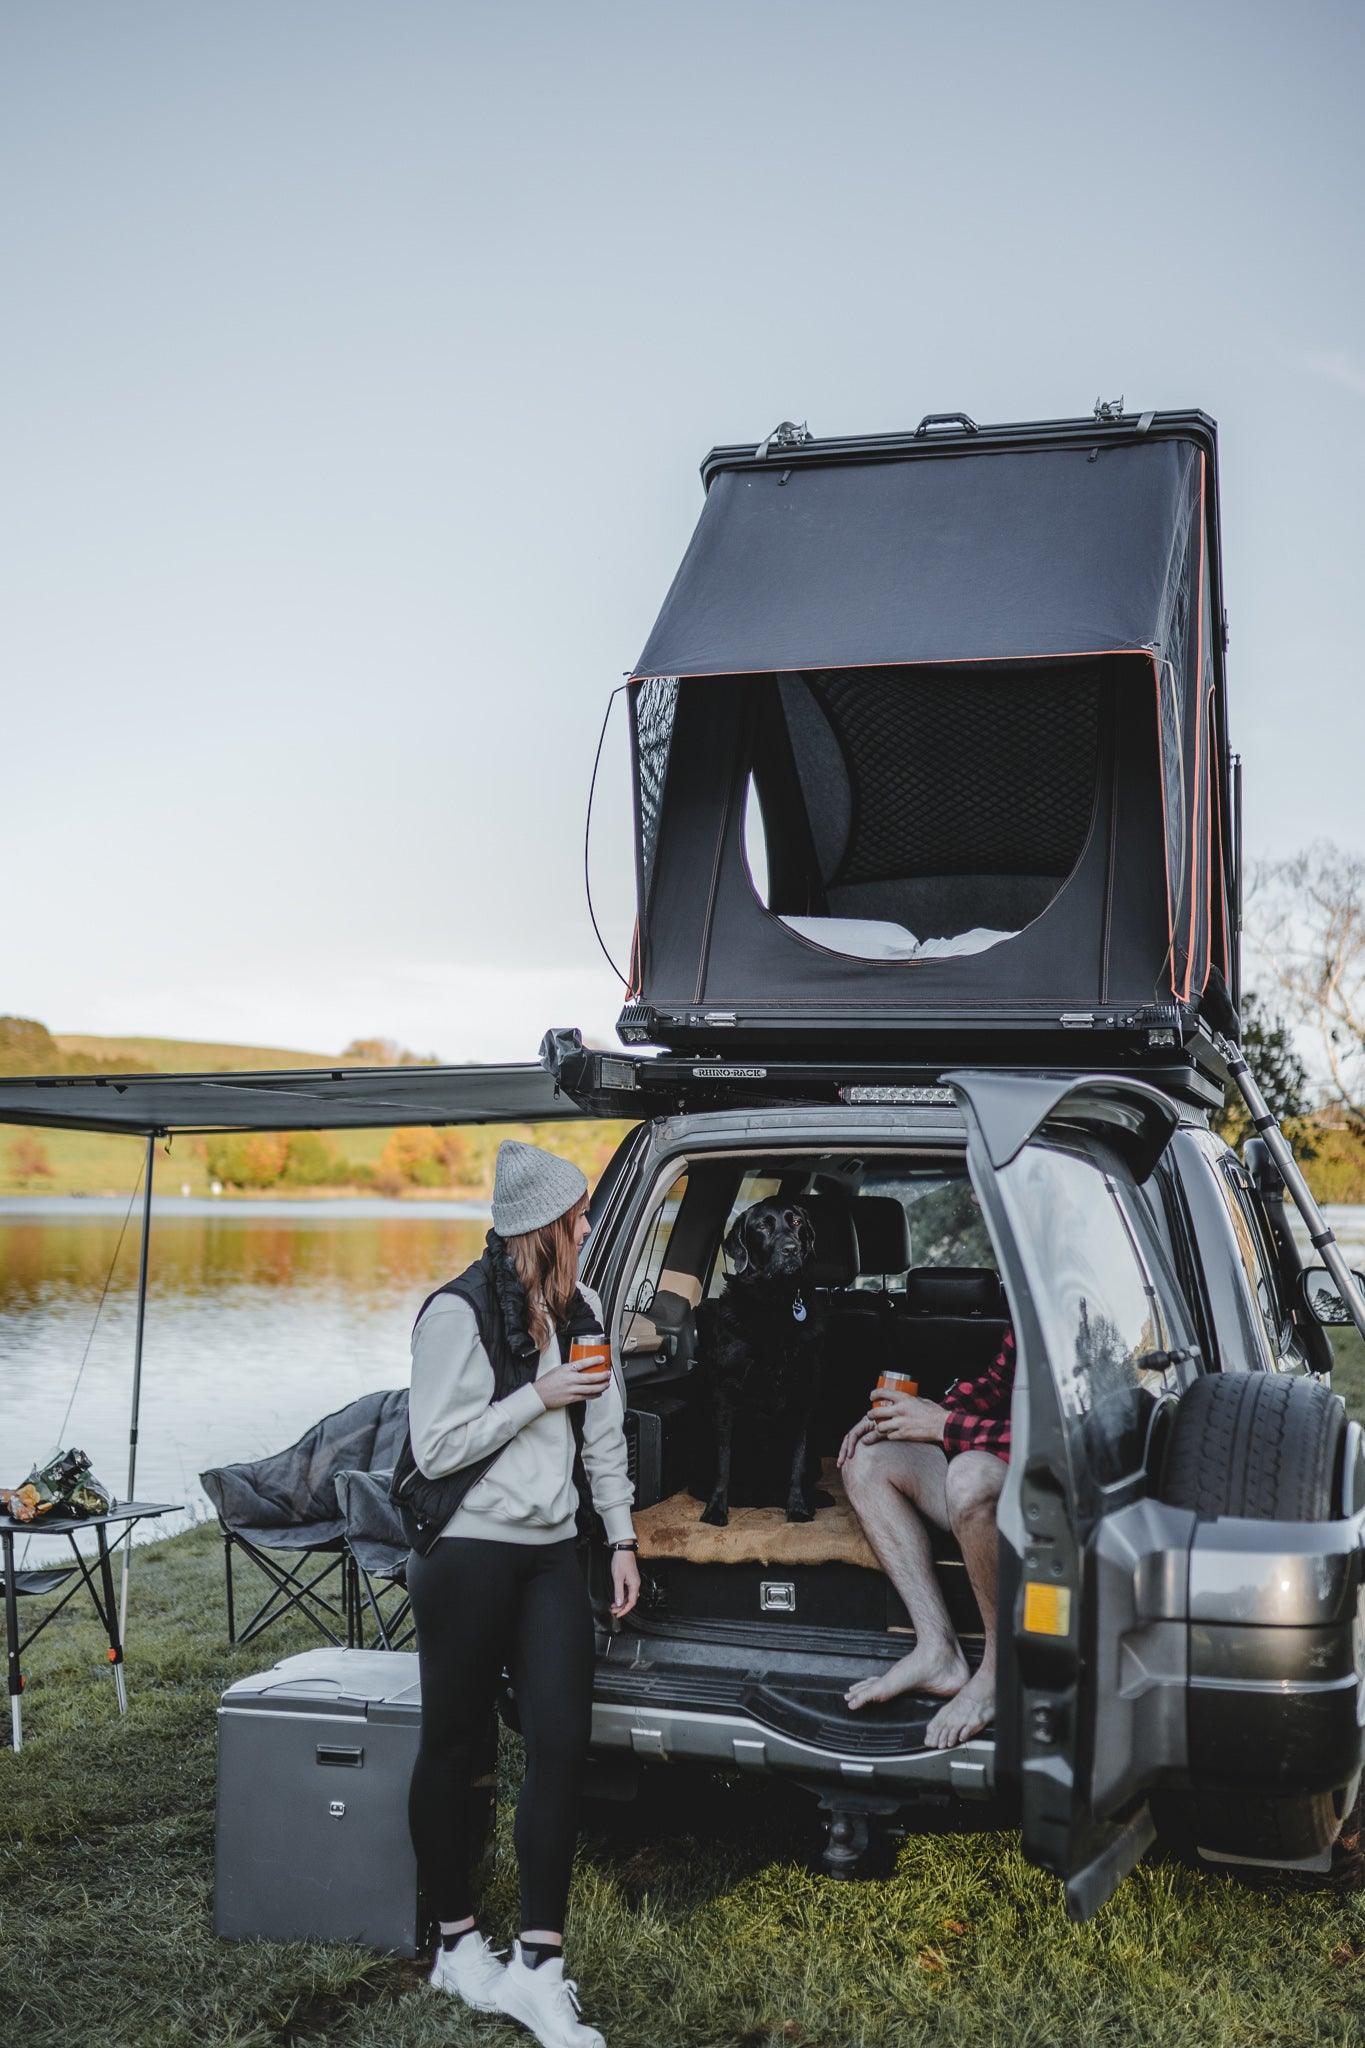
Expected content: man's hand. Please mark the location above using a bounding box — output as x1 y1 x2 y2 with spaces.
837 1413 879 1468
862 1390 948 1445
610 1548 641 1618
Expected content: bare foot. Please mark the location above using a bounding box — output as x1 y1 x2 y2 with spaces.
923 1664 995 1748
845 1640 968 1712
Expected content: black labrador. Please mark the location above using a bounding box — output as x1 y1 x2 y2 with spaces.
688 1199 833 1527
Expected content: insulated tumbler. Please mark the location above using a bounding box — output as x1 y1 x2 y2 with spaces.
570 1336 612 1383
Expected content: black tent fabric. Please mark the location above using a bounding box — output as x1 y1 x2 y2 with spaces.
0 1062 582 1136
634 439 1204 679
623 417 1235 1050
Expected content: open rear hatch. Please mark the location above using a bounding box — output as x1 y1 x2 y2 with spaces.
617 410 1238 1071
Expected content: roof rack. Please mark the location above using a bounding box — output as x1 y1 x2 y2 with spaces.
541 1025 1228 1119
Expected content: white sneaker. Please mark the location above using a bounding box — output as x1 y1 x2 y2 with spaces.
492 1938 606 2048
427 1928 508 2012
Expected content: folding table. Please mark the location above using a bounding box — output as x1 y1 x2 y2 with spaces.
1 1500 179 1750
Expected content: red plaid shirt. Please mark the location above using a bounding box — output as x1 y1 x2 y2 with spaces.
940 1327 1015 1463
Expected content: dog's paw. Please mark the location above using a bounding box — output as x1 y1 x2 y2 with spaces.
699 1496 730 1527
785 1496 815 1523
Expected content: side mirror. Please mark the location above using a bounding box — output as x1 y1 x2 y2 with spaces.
1297 1266 1365 1328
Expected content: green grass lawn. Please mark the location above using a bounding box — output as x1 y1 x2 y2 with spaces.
4 1524 1365 2048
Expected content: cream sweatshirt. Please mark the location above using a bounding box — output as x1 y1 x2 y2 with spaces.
407 1280 637 1546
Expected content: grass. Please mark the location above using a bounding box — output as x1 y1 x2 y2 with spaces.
4 1525 1365 2048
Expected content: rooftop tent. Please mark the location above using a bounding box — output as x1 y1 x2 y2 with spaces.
620 412 1238 1055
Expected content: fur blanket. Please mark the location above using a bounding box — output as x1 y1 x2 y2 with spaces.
634 1456 880 1570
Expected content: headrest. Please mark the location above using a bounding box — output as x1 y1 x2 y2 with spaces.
798 1193 859 1289
853 1197 912 1277
902 1267 1006 1319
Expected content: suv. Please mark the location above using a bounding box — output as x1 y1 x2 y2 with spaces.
527 1052 1363 1921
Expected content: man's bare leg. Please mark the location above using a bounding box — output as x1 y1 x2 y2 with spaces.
924 1451 1005 1748
841 1441 968 1710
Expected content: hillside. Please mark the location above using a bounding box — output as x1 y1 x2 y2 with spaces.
52 1032 340 1073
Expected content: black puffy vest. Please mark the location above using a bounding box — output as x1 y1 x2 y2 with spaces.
391 1230 603 1555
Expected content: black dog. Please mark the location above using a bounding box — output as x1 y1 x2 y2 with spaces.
687 1199 833 1527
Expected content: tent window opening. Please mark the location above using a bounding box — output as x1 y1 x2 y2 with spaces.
744 665 1103 963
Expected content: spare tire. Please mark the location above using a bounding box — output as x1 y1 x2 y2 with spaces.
1160 1369 1345 1525
1155 1369 1357 1874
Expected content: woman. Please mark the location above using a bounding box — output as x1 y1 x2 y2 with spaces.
405 1138 640 2048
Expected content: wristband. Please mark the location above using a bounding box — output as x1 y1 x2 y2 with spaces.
610 1539 639 1553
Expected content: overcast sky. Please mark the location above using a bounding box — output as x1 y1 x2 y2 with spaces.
4 0 1362 1062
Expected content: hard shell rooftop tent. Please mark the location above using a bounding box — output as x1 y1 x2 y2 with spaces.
618 409 1239 1065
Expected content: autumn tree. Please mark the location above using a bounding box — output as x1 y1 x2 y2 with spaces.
1254 843 1365 1130
341 1037 439 1067
1212 991 1316 1156
8 1136 54 1180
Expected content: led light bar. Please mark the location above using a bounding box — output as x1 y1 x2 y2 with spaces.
840 1085 956 1106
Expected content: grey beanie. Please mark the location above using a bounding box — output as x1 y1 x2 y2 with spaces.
491 1140 589 1238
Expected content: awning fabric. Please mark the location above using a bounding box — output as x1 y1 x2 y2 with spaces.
0 1063 582 1137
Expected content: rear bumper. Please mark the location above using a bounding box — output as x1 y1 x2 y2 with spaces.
588 1692 995 1801
1089 1499 1365 1812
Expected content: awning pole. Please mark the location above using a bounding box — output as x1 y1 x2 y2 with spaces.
118 1133 156 1637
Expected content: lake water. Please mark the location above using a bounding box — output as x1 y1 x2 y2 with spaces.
0 1197 491 1542
4 1196 1365 1550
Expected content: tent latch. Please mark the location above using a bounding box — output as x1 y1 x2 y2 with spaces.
756 420 812 460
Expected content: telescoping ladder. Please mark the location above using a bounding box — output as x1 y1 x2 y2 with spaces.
1217 1033 1365 1345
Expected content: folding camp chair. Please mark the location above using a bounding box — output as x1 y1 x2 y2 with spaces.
200 1388 409 1648
336 1468 414 1650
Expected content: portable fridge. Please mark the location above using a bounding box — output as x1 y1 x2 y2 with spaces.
215 1646 494 1956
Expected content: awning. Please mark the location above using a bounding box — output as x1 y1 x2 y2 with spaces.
633 437 1203 681
0 1062 583 1137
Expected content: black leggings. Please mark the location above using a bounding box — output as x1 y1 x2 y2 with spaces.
407 1535 594 1931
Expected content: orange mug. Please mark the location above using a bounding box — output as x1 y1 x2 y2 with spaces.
871 1370 918 1408
570 1337 612 1383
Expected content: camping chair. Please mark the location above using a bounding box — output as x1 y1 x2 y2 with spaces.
200 1388 409 1649
336 1468 415 1651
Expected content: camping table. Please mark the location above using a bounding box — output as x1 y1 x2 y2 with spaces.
0 1501 180 1751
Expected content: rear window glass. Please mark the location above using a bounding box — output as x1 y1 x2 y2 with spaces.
620 1171 688 1351
859 1166 996 1280
997 1140 1193 1498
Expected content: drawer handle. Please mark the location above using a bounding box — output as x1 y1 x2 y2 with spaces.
316 1743 364 1767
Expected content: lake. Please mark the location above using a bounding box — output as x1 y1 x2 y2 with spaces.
0 1197 491 1540
4 1196 1365 1548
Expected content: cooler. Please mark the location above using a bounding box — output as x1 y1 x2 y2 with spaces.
215 1647 433 1955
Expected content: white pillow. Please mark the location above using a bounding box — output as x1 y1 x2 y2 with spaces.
779 915 1015 961
780 915 922 960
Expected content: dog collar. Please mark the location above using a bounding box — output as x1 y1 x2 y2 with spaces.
791 1290 807 1323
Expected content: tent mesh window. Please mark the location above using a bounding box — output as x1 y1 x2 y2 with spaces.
750 665 1103 943
633 676 679 900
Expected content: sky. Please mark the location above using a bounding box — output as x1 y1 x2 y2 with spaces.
3 0 1363 1064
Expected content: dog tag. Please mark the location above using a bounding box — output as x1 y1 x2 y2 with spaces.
791 1292 807 1323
